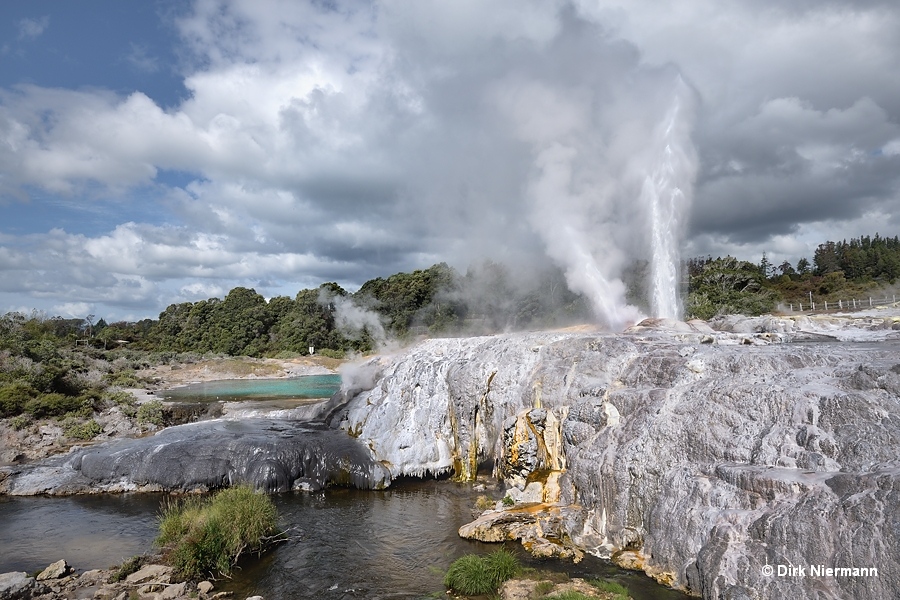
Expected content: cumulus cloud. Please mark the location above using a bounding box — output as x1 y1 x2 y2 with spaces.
0 0 899 321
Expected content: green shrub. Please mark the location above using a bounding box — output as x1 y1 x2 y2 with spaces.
9 414 31 431
24 392 84 419
103 390 137 406
137 400 165 427
0 382 37 417
104 369 142 387
317 348 345 359
443 549 520 595
156 486 280 578
62 417 102 440
502 495 515 507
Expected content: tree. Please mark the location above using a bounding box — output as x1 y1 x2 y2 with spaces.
759 253 773 279
778 261 796 277
686 256 778 319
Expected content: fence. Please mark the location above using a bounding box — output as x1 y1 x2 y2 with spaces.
786 295 898 313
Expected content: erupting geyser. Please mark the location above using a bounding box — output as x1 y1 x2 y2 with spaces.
644 77 698 320
527 75 697 329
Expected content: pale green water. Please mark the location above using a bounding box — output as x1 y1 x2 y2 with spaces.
162 374 341 403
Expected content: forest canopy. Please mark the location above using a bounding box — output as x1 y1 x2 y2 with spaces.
2 234 899 359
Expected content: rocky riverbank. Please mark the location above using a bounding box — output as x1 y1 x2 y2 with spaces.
0 559 260 600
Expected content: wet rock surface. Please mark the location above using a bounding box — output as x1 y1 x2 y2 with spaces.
1 416 390 495
338 322 900 598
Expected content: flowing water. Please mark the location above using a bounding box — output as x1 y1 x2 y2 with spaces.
0 481 688 600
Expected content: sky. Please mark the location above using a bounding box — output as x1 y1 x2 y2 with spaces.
1 0 899 322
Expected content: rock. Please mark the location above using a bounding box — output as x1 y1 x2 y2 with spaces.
0 572 35 600
245 596 264 600
78 569 106 583
5 417 391 495
198 581 215 594
158 581 187 599
36 559 70 580
501 408 565 487
125 564 172 585
460 503 584 561
459 506 539 542
499 577 606 600
499 579 541 600
338 328 900 598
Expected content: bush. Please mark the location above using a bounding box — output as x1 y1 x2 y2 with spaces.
137 400 164 427
0 382 37 417
104 369 142 387
103 390 137 407
24 392 84 419
443 549 520 596
9 414 31 431
156 486 280 578
62 417 102 440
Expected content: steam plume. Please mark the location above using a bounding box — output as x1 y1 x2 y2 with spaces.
522 74 698 329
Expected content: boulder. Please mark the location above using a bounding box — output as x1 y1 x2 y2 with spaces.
36 559 70 581
459 503 584 561
198 581 215 595
125 564 173 585
159 581 187 599
0 572 35 600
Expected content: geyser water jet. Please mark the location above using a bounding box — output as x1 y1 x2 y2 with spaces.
643 78 698 320
526 76 697 329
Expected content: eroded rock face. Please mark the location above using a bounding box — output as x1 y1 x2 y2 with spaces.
339 328 900 599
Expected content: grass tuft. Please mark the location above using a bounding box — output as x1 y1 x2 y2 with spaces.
443 548 521 596
588 578 630 599
156 486 280 579
108 555 145 583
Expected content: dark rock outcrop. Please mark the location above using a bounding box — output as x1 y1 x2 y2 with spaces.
2 418 390 495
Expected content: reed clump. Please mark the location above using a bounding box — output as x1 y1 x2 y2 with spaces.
443 548 521 595
156 485 281 578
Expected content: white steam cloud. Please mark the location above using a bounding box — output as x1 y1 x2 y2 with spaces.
515 72 698 330
319 289 389 349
